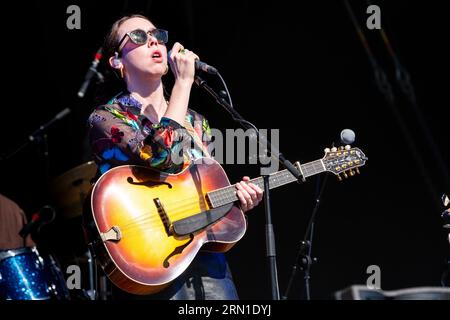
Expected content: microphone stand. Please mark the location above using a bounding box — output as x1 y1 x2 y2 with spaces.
77 70 104 99
1 108 71 184
195 75 304 300
282 174 327 300
77 46 104 99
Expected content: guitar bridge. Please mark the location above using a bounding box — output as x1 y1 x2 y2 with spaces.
154 198 173 236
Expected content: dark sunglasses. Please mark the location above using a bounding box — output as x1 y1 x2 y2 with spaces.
116 28 168 52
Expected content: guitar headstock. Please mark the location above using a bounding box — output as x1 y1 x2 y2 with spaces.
322 145 368 180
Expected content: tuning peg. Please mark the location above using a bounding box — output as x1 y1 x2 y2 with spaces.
343 172 348 179
324 148 331 153
337 174 342 181
345 145 351 150
331 147 337 152
356 168 360 174
349 170 355 176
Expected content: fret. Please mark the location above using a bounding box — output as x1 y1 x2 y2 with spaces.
207 160 327 208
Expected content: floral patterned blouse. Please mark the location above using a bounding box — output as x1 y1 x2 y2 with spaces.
87 92 212 176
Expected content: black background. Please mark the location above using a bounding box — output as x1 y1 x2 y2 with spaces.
1 0 449 300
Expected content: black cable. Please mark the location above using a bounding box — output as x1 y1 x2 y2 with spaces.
217 71 259 134
365 0 450 190
342 0 442 210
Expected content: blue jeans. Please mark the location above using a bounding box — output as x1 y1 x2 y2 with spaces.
112 252 239 300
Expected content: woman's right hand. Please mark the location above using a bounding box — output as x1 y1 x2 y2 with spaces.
164 43 200 124
168 42 199 85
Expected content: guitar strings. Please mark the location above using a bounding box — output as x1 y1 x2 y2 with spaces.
103 178 254 231
118 197 238 233
105 173 290 232
117 198 209 231
113 191 239 232
102 168 302 232
119 211 240 240
96 159 353 234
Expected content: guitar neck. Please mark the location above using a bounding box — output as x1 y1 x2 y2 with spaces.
207 159 326 208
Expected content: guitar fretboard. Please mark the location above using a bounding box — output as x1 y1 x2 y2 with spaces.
207 160 325 208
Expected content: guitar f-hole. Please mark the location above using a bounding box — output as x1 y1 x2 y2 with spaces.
127 177 172 188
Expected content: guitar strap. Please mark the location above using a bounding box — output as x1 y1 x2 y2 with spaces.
183 116 211 159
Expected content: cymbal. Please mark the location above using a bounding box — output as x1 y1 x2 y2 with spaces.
51 161 97 220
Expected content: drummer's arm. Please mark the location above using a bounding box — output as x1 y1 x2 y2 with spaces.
19 208 36 248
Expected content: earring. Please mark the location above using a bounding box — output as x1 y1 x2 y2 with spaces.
112 52 120 66
112 52 124 78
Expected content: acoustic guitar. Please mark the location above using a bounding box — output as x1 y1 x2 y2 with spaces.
89 146 367 294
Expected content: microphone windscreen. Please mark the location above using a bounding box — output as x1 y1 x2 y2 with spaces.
340 129 356 145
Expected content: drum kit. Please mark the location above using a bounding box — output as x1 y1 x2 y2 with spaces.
0 247 70 300
0 161 108 300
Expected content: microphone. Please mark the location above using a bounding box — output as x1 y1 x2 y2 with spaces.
339 128 356 145
78 47 104 98
330 129 356 148
168 50 218 75
19 206 55 238
195 60 218 75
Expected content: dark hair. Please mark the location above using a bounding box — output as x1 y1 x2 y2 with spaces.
94 14 150 104
94 14 171 104
103 14 150 61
